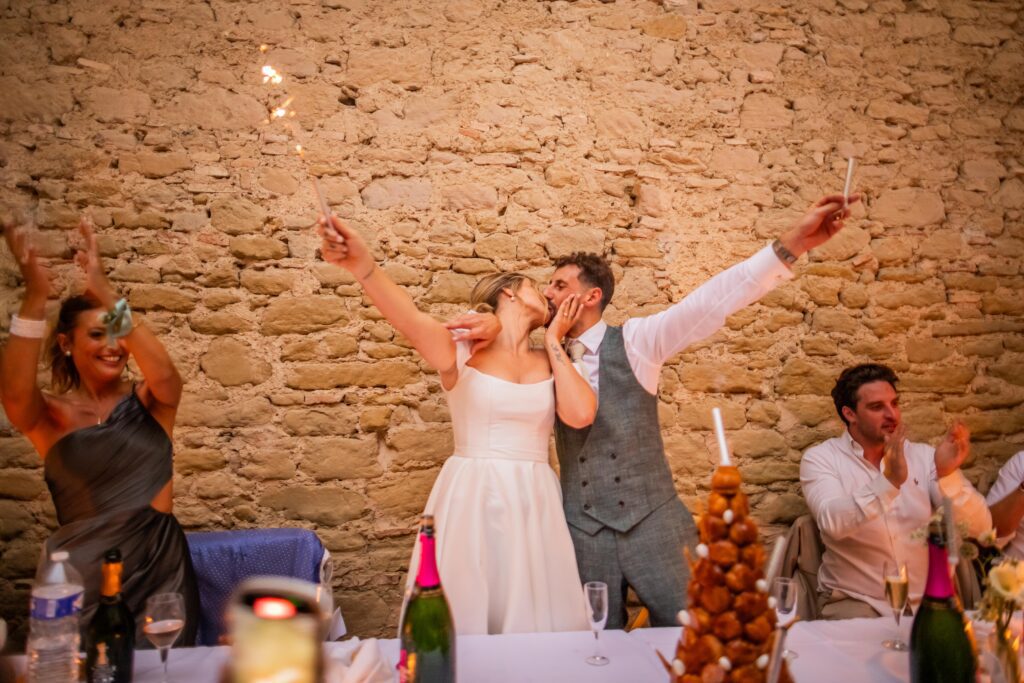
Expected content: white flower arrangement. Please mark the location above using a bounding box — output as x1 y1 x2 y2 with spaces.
977 558 1024 683
978 558 1024 621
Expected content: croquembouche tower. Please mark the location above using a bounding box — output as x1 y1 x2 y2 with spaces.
663 409 792 683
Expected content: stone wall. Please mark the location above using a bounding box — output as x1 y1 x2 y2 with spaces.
1 0 1022 641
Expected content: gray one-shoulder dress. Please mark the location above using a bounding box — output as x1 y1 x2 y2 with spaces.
43 389 199 645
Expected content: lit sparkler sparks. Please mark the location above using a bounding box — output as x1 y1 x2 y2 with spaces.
261 65 283 85
258 47 336 225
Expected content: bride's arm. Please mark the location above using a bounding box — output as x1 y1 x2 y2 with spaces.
318 216 458 388
545 294 596 428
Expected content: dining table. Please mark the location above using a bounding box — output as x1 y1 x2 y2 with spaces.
0 616 953 682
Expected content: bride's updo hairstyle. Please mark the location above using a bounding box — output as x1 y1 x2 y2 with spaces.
469 272 533 314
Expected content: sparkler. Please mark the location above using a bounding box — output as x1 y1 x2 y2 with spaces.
258 45 336 229
842 157 856 209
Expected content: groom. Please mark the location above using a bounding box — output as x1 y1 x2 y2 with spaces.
447 193 861 628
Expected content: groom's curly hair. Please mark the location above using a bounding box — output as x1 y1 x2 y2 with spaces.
552 252 615 310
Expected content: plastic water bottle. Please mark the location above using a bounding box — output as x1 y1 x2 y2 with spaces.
27 550 84 682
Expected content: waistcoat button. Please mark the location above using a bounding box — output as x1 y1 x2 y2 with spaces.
618 501 624 507
583 503 591 510
582 481 588 487
614 476 620 483
610 453 617 460
579 457 586 463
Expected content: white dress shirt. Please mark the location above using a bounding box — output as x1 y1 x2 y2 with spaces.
985 450 1024 559
569 244 793 397
801 431 992 615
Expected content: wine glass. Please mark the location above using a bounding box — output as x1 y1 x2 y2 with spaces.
882 561 909 651
584 581 609 666
143 592 186 682
772 577 799 660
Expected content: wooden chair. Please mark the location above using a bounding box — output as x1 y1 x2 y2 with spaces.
779 513 983 618
779 514 825 620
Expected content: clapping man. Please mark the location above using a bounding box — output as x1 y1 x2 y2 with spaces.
800 364 992 619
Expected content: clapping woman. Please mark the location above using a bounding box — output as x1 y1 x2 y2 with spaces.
1 218 199 643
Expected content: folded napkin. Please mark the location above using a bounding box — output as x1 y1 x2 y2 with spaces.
325 638 395 683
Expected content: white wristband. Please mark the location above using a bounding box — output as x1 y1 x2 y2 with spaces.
10 314 46 339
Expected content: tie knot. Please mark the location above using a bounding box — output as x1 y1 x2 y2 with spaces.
566 339 586 362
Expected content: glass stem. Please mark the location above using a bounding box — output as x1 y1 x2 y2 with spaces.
593 630 601 659
160 647 169 682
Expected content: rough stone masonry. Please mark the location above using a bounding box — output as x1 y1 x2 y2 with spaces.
0 0 1022 640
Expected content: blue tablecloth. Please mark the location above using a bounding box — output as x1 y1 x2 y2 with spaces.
187 528 333 645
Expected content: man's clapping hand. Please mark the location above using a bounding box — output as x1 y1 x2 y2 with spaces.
883 424 909 489
935 422 970 478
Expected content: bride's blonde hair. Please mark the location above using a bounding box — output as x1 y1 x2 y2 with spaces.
470 272 534 314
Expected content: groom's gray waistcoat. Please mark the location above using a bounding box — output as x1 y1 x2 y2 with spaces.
554 325 678 535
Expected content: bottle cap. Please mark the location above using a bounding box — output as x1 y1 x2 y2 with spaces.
50 551 69 562
104 548 122 563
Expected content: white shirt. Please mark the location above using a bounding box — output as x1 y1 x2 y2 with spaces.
801 431 992 615
985 450 1024 559
570 244 793 397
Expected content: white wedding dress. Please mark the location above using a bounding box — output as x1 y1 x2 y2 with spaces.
407 344 588 635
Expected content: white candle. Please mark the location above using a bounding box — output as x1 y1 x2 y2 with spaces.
712 407 732 467
843 157 856 209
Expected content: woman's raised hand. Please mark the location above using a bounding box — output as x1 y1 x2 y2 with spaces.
317 214 376 281
545 294 583 345
74 216 117 308
3 219 51 300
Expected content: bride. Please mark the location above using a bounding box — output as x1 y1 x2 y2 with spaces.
318 215 594 634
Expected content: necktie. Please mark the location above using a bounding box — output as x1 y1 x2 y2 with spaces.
566 340 586 362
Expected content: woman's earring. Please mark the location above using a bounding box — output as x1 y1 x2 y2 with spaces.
64 350 71 357
509 295 516 302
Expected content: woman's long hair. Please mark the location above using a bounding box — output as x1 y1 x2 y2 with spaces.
469 272 533 313
48 294 103 394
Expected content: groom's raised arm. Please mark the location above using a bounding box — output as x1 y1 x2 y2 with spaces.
627 193 861 367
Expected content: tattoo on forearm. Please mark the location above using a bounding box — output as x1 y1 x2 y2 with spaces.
548 342 568 367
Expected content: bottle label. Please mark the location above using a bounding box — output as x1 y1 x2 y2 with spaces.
30 590 84 619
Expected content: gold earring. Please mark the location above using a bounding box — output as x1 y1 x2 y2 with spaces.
64 350 71 357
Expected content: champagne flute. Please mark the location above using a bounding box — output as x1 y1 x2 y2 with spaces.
771 577 799 660
584 581 609 666
882 561 909 651
143 592 186 682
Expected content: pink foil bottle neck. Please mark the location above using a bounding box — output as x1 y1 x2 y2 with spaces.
923 539 954 600
417 532 441 589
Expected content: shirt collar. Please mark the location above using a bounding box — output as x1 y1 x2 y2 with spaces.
571 319 607 355
839 428 868 458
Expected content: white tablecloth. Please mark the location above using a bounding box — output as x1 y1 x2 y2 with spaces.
2 619 919 682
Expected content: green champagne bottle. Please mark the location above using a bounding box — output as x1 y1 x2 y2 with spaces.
909 520 976 683
398 515 456 683
85 549 136 683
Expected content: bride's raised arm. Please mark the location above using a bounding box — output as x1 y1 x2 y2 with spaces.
317 215 459 388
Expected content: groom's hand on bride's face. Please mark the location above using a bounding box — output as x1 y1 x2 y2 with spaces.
444 312 501 353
